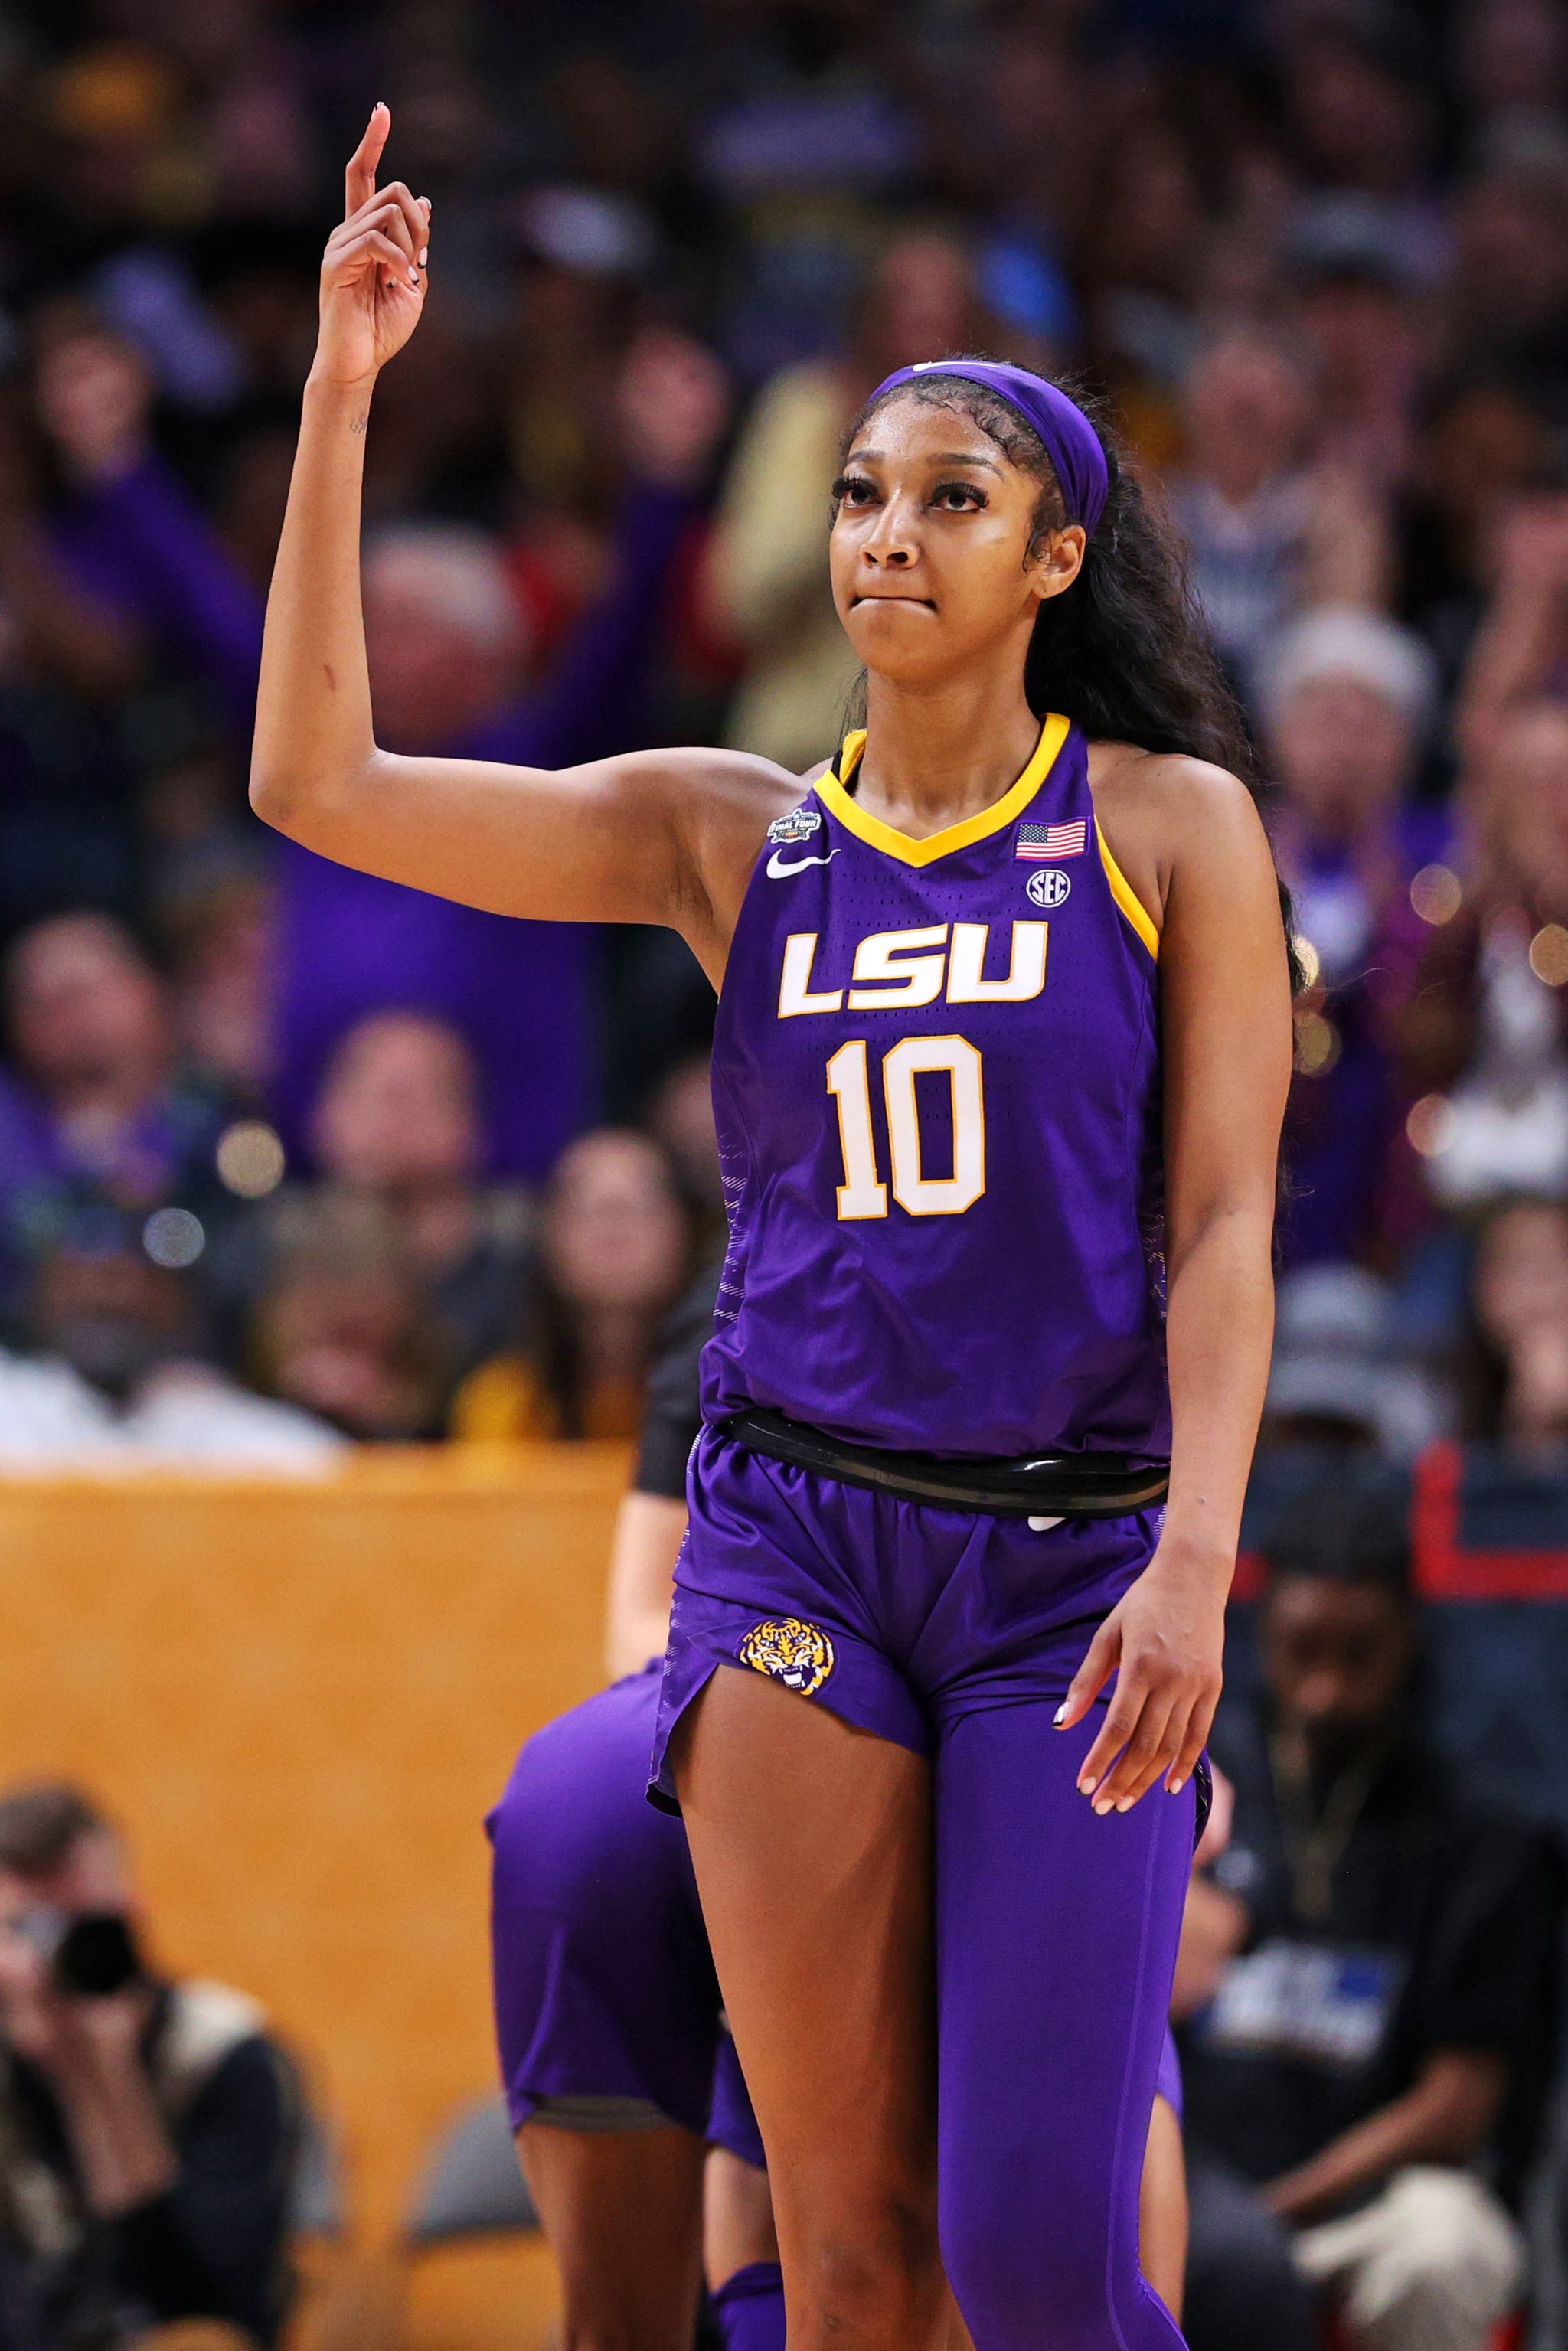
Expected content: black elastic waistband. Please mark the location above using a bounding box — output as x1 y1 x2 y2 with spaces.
717 1408 1169 1520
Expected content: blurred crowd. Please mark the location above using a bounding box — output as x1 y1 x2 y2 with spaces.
0 0 1566 1458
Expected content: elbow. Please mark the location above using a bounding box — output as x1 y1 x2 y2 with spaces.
247 759 302 835
248 743 380 839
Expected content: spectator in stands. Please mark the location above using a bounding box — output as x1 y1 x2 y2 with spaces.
1446 151 1568 400
1181 1478 1560 2351
1393 370 1554 709
33 309 267 749
0 1206 338 1467
248 1189 449 1442
1264 608 1443 1262
1261 1263 1444 1458
0 1781 297 2346
305 1011 534 1386
452 1128 688 1441
1396 699 1568 1213
0 336 149 944
1165 331 1317 704
1458 1195 1568 1449
0 915 242 1320
1457 491 1568 759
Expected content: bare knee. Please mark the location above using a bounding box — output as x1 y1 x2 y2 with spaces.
786 2188 945 2351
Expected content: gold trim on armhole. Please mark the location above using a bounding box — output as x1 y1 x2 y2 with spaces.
1094 821 1161 962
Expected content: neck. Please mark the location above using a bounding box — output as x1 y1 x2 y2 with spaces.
857 665 1044 837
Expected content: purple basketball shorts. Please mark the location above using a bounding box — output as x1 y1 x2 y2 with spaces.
650 1424 1171 1807
486 1661 764 2162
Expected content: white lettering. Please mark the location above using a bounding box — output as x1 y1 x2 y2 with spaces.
778 932 844 1017
847 926 949 1011
945 921 1048 1004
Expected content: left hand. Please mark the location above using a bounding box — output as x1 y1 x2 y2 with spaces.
50 1982 155 2082
1054 1543 1227 1813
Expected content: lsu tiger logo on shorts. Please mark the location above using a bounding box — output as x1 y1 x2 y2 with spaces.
737 1616 835 1696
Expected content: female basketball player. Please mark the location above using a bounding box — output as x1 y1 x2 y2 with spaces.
488 1257 1194 2351
255 111 1292 2350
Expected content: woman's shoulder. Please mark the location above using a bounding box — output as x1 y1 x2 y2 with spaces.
1087 739 1261 833
1086 741 1276 936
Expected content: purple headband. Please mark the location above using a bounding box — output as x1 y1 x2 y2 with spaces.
865 360 1109 537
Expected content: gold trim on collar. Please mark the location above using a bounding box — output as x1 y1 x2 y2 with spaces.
816 712 1072 868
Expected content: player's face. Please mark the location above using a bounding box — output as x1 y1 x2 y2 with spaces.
830 394 1085 691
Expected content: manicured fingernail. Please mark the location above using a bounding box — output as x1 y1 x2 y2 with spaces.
1054 1703 1067 1726
420 196 431 211
1094 1798 1113 1815
1116 1798 1133 1813
417 247 427 265
1170 1777 1184 1794
1079 1774 1096 1794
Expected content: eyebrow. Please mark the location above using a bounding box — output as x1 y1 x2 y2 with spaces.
844 448 1004 474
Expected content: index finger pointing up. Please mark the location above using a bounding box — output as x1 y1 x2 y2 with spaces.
345 103 390 217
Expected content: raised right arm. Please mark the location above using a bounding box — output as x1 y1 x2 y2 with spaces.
249 106 797 980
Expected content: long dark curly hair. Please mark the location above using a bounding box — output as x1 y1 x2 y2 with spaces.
838 364 1302 990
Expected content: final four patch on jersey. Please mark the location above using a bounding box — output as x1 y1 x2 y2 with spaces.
766 805 822 846
737 1616 835 1696
1016 818 1086 860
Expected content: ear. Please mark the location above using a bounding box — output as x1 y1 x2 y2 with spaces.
1030 523 1087 606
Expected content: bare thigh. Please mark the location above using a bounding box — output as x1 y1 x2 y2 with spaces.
516 2123 706 2351
1139 2095 1188 2321
675 1667 944 2351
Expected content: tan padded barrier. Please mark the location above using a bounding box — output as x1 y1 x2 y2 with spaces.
0 1444 627 2271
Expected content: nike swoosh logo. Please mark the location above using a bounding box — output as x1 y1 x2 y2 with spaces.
766 847 837 879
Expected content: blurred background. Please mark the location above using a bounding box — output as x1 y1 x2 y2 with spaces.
2 0 1568 2344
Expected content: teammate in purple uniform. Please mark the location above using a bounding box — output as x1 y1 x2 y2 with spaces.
256 111 1293 2350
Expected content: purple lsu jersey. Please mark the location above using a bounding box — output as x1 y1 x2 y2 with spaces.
702 713 1169 1460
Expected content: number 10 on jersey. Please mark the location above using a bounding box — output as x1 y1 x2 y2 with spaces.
826 1037 985 1220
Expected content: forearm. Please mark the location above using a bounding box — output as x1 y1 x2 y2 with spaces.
1266 2055 1504 2223
603 1490 687 1679
1459 582 1563 753
250 370 377 823
1160 1204 1276 1579
56 2060 178 2218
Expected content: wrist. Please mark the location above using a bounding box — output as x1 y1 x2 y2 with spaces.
1147 1525 1234 1589
305 362 380 403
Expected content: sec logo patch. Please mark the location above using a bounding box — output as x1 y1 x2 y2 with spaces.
1027 867 1071 909
737 1617 835 1696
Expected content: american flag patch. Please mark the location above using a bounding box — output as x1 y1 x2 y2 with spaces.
1015 820 1086 860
